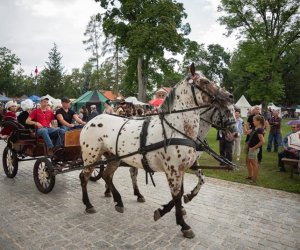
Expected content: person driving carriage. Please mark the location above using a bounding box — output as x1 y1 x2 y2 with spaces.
56 97 86 131
26 96 65 156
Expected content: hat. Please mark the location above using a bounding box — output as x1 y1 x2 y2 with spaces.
61 96 70 103
90 105 96 109
5 100 17 109
40 96 49 101
20 99 34 111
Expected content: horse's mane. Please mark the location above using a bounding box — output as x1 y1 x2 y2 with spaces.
159 85 177 113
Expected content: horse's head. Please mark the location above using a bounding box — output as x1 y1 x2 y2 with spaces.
188 63 237 134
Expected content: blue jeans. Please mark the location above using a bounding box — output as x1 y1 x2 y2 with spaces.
267 131 281 152
60 125 84 131
37 127 65 149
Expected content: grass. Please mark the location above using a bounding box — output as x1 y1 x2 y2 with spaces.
195 118 300 194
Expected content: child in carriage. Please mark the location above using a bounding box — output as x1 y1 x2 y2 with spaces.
0 101 18 139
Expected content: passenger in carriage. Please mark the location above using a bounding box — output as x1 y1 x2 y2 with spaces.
56 97 86 131
17 99 35 129
26 96 65 155
0 100 18 139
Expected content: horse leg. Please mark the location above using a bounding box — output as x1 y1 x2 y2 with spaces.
79 165 97 213
154 182 186 221
183 169 205 204
102 161 124 213
156 171 194 238
129 167 145 202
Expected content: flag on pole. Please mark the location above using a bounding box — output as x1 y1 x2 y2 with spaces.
34 66 38 75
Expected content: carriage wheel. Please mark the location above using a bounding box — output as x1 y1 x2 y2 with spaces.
2 146 18 178
89 164 105 182
33 158 55 194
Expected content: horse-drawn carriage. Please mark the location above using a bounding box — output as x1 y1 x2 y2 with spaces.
0 119 102 193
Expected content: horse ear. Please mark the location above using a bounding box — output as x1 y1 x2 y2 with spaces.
190 63 195 76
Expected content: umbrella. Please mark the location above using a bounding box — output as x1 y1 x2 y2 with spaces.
28 95 40 102
287 120 300 126
0 95 11 102
288 131 300 150
149 98 164 107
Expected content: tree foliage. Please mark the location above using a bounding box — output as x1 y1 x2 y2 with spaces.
0 47 20 96
98 0 190 101
219 0 300 107
38 43 64 97
83 15 103 75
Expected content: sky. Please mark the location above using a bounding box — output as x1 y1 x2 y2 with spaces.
0 0 238 75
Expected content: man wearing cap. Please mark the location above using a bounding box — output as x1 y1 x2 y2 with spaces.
88 105 99 121
277 124 300 172
56 97 86 131
26 96 65 155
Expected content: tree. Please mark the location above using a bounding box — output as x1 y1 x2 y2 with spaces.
39 43 64 97
99 0 190 101
182 41 231 87
83 15 103 84
81 62 93 93
218 0 300 110
0 47 20 96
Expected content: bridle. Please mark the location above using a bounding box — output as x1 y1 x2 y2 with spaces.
188 74 235 131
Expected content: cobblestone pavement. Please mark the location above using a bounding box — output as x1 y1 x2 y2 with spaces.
0 141 299 250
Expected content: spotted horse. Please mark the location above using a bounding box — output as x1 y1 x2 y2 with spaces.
79 63 237 238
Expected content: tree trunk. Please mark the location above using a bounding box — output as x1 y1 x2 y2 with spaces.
114 45 119 94
137 56 146 102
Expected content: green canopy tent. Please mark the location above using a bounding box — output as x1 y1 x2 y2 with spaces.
72 90 108 113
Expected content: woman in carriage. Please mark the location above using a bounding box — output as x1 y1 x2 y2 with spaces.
0 100 18 139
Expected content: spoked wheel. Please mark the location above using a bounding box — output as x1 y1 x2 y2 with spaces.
33 158 55 194
2 146 18 178
89 164 105 182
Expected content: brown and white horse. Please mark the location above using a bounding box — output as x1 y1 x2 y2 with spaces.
79 64 236 238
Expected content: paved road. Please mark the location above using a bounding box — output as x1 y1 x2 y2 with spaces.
0 141 299 250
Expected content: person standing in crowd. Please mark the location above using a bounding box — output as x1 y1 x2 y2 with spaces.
233 109 244 161
80 106 89 122
267 110 281 152
217 129 235 164
26 96 65 156
56 97 86 131
245 106 264 164
88 105 99 121
0 101 18 138
103 100 113 114
116 99 126 116
245 115 265 183
277 124 300 172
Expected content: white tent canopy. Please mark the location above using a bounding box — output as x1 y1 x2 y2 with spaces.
235 95 251 117
125 96 148 106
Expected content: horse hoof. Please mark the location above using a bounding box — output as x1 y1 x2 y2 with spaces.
115 206 124 213
183 195 190 204
181 207 187 216
153 209 161 221
137 197 145 203
86 207 96 214
104 192 112 197
182 229 195 239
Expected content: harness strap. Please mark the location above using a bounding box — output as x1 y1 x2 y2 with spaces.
115 119 130 158
191 84 199 106
139 117 156 185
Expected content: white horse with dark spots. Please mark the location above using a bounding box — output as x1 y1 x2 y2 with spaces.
79 64 237 238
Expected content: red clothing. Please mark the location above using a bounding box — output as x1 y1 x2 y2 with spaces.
29 109 54 127
1 111 17 136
